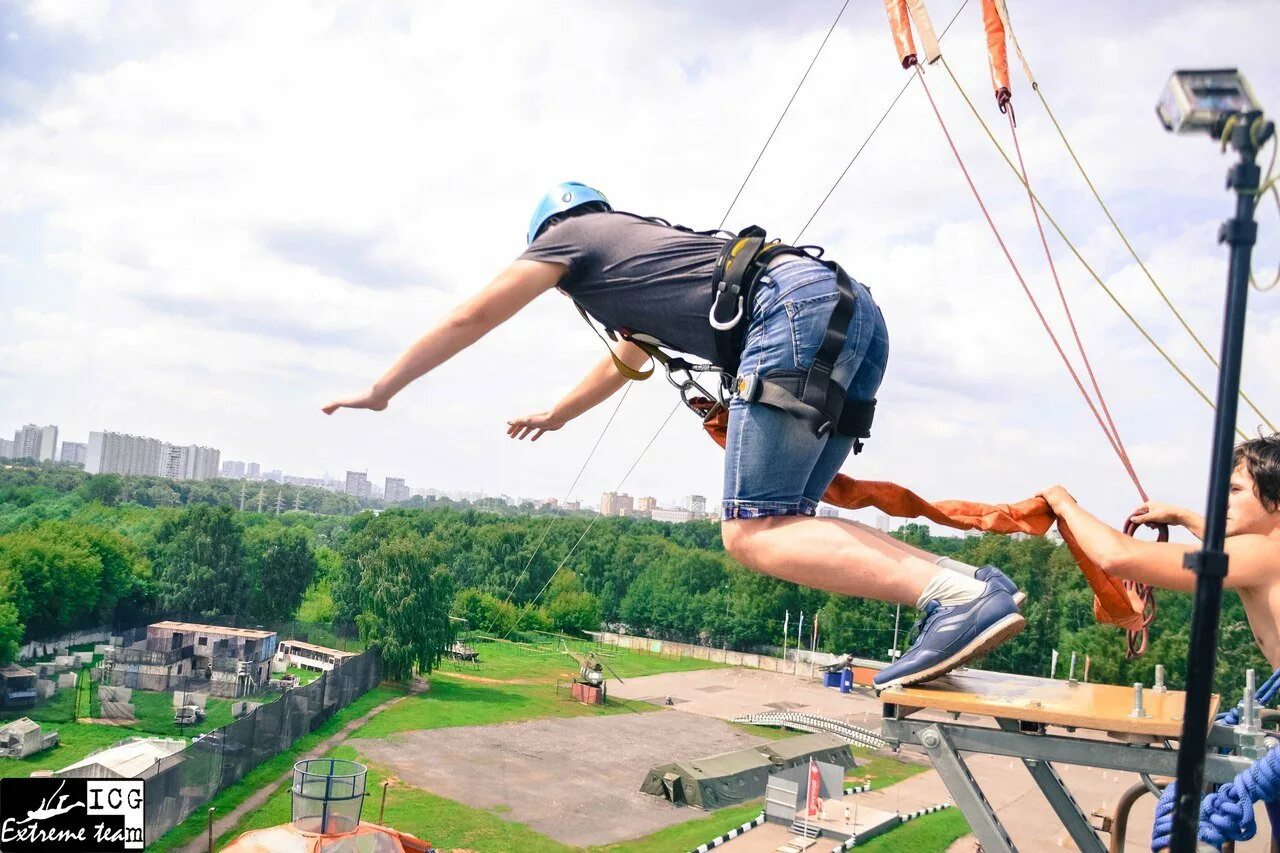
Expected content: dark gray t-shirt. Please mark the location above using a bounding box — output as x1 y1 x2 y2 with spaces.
519 211 727 362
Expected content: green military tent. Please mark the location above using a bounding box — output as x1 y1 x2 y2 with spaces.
758 732 856 771
640 732 855 810
640 746 775 809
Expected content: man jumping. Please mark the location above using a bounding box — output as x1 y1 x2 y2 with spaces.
324 182 1025 689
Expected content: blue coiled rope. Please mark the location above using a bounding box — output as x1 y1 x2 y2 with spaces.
1151 667 1280 851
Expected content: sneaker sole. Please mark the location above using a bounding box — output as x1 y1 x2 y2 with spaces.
874 612 1027 691
1012 591 1026 609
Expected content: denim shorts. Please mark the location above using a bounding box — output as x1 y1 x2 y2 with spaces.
722 257 890 520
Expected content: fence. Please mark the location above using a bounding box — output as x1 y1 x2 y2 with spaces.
586 631 858 678
135 647 381 842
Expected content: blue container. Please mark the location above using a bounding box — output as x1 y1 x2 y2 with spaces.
824 671 841 689
840 668 853 693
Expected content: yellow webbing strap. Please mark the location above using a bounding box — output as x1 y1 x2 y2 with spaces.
575 303 655 381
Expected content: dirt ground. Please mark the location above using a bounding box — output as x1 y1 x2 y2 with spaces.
349 710 773 847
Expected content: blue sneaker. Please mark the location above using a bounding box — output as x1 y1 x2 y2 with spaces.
974 565 1025 608
873 583 1025 691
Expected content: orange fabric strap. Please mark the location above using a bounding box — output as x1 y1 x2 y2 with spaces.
695 400 1147 635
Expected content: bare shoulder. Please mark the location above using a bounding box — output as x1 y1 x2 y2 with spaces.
1224 534 1280 587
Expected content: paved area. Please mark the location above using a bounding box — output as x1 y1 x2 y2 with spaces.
611 668 1271 853
350 710 773 847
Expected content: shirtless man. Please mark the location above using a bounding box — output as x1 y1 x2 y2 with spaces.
1040 433 1280 665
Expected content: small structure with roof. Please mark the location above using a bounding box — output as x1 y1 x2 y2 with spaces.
55 737 186 781
274 640 356 673
0 717 59 758
0 663 38 709
222 758 434 852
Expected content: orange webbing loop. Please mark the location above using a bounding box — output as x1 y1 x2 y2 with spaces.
693 398 1151 652
981 0 1011 105
883 0 917 68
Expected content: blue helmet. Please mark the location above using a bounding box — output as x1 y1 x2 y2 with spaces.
527 182 611 244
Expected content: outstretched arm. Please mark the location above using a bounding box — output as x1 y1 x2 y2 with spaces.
1041 486 1272 593
324 260 565 413
507 341 652 441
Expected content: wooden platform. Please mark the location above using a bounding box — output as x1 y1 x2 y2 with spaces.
880 669 1216 738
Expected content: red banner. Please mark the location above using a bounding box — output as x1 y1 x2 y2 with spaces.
806 758 821 817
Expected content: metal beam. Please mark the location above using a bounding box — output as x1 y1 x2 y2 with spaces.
997 719 1106 853
883 718 1252 785
920 724 1017 853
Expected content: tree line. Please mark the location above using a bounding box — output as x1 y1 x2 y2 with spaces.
0 463 1267 700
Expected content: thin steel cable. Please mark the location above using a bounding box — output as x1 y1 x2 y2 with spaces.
1032 84 1277 432
914 63 1142 496
1002 103 1147 500
794 0 970 243
718 0 852 231
499 381 634 609
939 60 1249 441
503 400 684 639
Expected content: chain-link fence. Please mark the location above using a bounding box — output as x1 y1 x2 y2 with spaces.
139 648 381 841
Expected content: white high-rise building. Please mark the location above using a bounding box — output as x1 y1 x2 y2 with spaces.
157 444 221 481
60 441 88 465
684 494 707 515
384 477 411 503
13 424 58 462
246 462 261 479
0 438 15 458
875 513 892 533
85 431 164 477
221 460 247 478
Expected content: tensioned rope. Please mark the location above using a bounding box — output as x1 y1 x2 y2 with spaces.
1034 85 1277 431
996 77 1145 500
938 60 1250 441
794 0 970 244
718 0 852 231
913 61 1148 498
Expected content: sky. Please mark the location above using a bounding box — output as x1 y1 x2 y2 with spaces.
1 0 1277 528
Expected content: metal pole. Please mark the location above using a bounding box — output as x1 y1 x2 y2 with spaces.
1171 112 1271 853
379 780 390 823
207 807 215 852
891 604 902 660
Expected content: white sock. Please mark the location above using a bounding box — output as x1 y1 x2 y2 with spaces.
934 556 979 578
916 570 986 610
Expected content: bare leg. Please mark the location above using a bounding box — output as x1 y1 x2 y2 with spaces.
722 515 944 606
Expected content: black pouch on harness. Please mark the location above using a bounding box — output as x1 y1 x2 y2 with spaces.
714 228 878 451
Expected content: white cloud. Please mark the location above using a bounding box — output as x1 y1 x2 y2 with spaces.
2 0 1278 522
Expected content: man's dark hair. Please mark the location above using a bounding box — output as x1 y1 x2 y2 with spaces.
1235 432 1280 512
535 201 610 242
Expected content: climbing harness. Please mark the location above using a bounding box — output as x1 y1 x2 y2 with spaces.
569 221 878 446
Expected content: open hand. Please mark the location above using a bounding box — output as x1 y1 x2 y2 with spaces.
1128 500 1185 527
322 387 389 415
507 411 565 442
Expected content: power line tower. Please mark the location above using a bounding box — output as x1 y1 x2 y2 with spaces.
238 482 247 512
256 486 265 513
275 489 284 515
293 491 303 512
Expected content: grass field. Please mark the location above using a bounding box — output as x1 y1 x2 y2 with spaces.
438 635 726 684
856 809 971 851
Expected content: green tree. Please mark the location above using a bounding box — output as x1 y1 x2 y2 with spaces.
0 526 102 637
151 505 248 618
79 474 123 506
245 525 318 623
0 600 23 663
356 534 456 680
